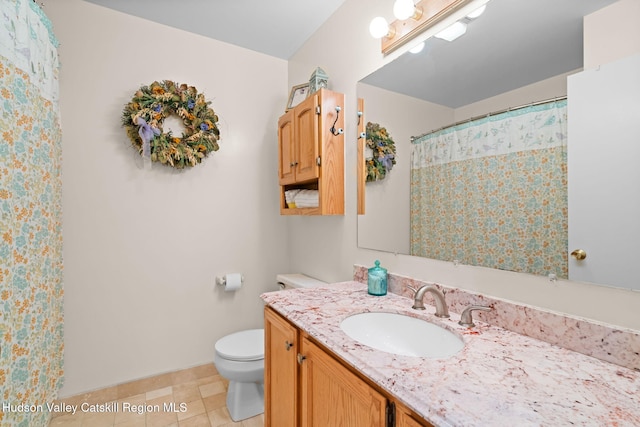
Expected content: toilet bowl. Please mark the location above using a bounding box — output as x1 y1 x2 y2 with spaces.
214 328 264 421
214 274 327 421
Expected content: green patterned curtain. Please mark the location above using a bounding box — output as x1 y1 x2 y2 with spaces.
410 100 568 278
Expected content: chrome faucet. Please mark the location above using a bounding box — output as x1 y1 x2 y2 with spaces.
408 285 450 318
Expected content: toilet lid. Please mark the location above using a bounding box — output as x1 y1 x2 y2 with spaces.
215 329 264 361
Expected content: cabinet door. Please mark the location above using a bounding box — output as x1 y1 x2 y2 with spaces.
299 336 387 427
397 413 427 427
278 110 295 185
264 308 298 427
294 93 320 183
396 403 433 427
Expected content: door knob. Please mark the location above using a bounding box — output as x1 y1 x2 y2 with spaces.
285 341 293 351
571 249 587 260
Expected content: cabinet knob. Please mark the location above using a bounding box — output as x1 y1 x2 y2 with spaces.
297 354 306 365
285 341 293 351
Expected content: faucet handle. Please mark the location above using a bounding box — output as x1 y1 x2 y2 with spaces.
407 285 426 310
458 305 492 328
407 286 423 309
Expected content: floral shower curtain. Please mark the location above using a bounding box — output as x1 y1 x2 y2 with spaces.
410 100 567 278
0 1 63 426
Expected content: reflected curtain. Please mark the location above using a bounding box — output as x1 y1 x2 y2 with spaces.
410 100 567 277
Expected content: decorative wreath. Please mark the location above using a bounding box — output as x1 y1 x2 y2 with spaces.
121 80 220 169
366 122 396 182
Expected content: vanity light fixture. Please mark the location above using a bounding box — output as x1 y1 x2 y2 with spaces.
370 0 422 39
369 16 394 39
371 0 488 55
433 3 486 42
434 21 467 41
393 0 422 21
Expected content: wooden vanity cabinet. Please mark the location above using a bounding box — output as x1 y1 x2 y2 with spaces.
300 335 387 425
277 89 344 215
396 407 431 427
264 306 298 427
264 306 433 427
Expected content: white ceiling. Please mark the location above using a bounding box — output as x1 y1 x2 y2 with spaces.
82 0 347 60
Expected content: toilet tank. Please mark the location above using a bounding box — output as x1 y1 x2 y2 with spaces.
276 274 327 290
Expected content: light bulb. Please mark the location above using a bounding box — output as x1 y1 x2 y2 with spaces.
409 42 424 54
369 17 390 39
434 21 467 41
467 4 486 19
393 0 415 20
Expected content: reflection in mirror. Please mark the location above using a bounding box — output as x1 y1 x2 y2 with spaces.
357 0 640 290
409 99 568 278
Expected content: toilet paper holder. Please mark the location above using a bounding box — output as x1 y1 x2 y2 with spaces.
216 274 244 287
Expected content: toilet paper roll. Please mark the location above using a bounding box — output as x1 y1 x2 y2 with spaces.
224 273 243 292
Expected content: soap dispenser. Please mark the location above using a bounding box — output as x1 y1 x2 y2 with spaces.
367 260 387 296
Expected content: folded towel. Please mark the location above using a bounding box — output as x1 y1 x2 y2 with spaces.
295 196 319 203
295 189 319 200
294 189 319 208
284 189 301 203
294 200 319 208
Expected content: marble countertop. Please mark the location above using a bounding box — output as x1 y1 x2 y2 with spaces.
261 281 640 427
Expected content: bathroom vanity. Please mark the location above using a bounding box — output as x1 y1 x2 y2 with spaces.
264 305 426 427
262 281 640 426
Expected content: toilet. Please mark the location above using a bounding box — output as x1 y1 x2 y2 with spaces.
276 273 328 290
213 273 326 421
214 329 265 421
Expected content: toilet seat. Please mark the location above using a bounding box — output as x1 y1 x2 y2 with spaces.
215 329 264 361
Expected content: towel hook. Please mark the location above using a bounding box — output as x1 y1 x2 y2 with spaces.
330 106 343 136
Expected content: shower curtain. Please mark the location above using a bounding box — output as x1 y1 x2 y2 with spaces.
410 100 567 278
0 1 63 426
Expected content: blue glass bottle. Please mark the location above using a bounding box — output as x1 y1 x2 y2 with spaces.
367 260 387 296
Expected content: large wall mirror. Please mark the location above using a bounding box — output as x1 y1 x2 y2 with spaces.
357 0 640 291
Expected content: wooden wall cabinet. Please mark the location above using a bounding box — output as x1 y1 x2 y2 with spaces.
357 97 366 215
264 307 432 427
277 89 345 215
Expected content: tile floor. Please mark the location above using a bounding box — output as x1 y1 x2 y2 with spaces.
48 363 263 427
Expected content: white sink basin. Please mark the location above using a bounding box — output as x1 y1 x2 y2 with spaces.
340 312 464 358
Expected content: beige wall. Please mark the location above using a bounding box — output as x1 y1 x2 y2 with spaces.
584 0 640 68
454 71 571 121
287 0 640 330
47 0 289 396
